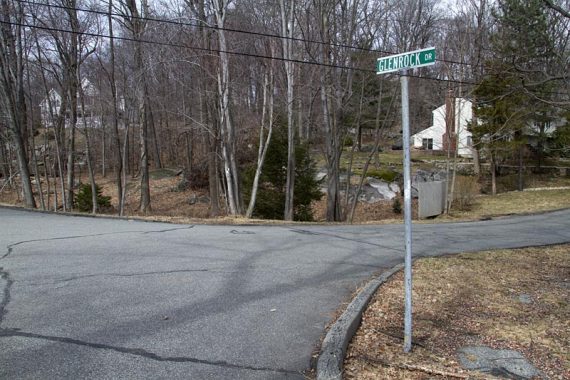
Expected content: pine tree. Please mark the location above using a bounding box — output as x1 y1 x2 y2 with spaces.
242 121 322 221
471 0 561 193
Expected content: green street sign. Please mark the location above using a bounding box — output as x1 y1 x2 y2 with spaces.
376 47 436 74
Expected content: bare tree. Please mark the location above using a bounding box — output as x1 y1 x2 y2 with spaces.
246 54 275 218
280 0 296 221
0 0 36 208
119 0 152 213
211 0 241 215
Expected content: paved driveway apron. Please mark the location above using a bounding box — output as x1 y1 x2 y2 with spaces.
1 208 569 379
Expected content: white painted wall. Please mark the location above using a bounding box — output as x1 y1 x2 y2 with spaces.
411 98 473 157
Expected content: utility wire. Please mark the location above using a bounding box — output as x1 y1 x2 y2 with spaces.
15 0 476 68
2 19 567 98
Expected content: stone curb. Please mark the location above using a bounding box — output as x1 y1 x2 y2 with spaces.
316 263 404 380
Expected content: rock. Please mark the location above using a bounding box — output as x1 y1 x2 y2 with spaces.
389 182 401 194
187 193 209 205
518 294 532 304
458 346 543 379
357 184 382 203
367 178 398 201
315 171 327 182
352 179 400 204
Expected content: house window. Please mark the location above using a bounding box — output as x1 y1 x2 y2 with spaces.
466 136 472 147
422 138 433 150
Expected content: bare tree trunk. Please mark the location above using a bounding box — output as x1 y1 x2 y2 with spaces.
123 0 151 212
139 99 151 212
26 67 45 209
517 139 524 191
101 125 106 177
34 34 67 211
149 106 162 169
42 137 52 211
60 0 82 211
107 0 124 215
246 62 274 218
79 83 97 214
121 123 129 213
344 76 366 215
212 0 241 215
65 90 77 210
190 0 220 216
30 123 45 210
491 152 497 195
280 0 296 221
0 0 35 208
318 7 343 222
348 85 397 223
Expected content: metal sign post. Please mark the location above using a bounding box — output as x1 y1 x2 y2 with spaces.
400 69 413 353
376 47 436 353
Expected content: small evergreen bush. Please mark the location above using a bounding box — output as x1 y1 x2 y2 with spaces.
74 183 111 212
243 121 322 221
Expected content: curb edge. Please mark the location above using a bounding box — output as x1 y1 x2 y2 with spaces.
316 263 405 380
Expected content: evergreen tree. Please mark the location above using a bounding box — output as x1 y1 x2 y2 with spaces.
243 121 322 221
471 0 562 192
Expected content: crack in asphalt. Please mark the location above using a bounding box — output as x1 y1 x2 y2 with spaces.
0 329 301 376
142 226 195 234
0 225 195 332
0 268 13 325
230 230 256 235
1 226 195 260
288 228 403 253
34 269 211 285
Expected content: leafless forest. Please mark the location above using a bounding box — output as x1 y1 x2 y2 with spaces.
0 0 568 221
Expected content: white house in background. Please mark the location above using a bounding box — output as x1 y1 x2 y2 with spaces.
39 88 62 125
39 78 101 129
412 98 473 157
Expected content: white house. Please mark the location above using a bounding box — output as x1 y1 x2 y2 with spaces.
39 78 101 129
412 98 473 157
39 88 62 126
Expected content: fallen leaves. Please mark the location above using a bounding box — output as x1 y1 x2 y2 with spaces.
343 244 570 380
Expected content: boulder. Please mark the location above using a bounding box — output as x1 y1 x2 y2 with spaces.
353 179 400 203
458 346 542 379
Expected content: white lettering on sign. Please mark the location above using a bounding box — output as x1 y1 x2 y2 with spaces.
376 47 436 75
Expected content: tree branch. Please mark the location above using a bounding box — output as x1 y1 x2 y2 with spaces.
542 0 570 19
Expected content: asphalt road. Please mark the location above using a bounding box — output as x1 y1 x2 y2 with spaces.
1 207 569 379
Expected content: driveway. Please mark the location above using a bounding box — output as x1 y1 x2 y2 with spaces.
1 207 569 379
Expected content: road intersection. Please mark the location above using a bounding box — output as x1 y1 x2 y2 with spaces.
1 207 569 379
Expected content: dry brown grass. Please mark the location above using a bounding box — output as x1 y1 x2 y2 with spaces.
441 188 570 221
1 170 569 225
344 245 570 380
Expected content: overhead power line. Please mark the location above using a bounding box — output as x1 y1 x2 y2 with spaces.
15 0 476 68
1 19 567 98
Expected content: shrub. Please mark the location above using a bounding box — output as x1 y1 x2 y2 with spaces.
452 176 479 211
392 197 402 214
243 122 322 221
343 135 354 147
74 183 111 212
186 164 209 190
